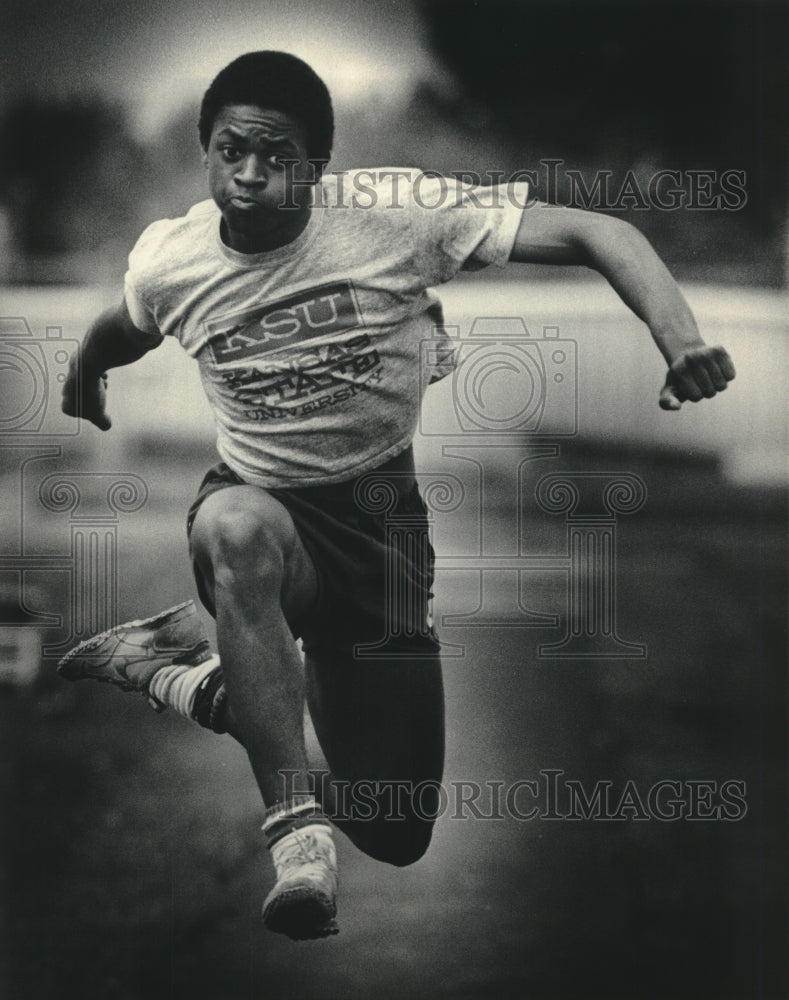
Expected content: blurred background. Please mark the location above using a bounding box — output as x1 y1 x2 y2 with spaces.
0 0 786 286
1 1 786 998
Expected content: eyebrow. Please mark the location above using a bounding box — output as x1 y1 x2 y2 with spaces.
214 127 297 147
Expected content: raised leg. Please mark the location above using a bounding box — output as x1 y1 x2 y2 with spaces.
189 484 319 807
191 478 445 869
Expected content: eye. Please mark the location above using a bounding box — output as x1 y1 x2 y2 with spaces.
218 145 241 162
266 153 290 169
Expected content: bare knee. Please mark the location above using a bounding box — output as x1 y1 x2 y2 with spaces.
193 492 294 589
191 488 318 624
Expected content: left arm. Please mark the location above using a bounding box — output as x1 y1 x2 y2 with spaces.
510 203 735 409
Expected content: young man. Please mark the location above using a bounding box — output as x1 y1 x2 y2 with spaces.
58 51 735 940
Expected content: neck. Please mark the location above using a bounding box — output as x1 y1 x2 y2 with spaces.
222 205 312 254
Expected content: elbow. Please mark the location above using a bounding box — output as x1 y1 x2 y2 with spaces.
575 213 650 269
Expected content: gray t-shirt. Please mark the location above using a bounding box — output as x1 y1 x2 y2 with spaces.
124 169 527 487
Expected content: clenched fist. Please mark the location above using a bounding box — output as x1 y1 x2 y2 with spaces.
61 353 112 431
659 345 736 411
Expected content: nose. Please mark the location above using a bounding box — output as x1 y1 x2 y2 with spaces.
235 154 267 188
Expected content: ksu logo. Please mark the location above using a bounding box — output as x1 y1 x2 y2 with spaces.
207 281 363 364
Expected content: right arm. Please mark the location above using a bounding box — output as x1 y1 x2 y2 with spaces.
61 299 163 430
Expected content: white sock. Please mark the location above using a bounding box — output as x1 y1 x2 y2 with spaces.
147 654 221 719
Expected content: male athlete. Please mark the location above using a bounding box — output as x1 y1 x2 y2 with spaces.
58 51 735 940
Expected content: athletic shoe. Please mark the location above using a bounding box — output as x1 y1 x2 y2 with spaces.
56 600 213 711
262 825 339 940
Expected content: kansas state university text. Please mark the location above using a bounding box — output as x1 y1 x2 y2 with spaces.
215 332 383 420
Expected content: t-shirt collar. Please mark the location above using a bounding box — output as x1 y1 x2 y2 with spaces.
214 198 324 269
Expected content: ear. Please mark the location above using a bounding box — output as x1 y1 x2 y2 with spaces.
202 150 209 170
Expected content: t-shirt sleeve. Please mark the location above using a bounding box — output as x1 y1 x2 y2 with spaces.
123 219 170 338
123 274 159 337
408 173 529 285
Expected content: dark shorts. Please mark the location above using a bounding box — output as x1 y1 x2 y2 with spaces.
186 446 441 658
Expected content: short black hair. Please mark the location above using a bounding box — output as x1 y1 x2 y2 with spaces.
198 51 334 164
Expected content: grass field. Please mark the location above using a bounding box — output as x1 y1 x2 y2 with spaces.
0 283 786 999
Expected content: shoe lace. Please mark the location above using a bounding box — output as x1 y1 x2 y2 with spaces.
274 830 332 874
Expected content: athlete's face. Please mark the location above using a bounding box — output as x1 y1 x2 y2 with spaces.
205 104 318 253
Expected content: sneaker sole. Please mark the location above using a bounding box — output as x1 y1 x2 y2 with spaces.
262 887 339 941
